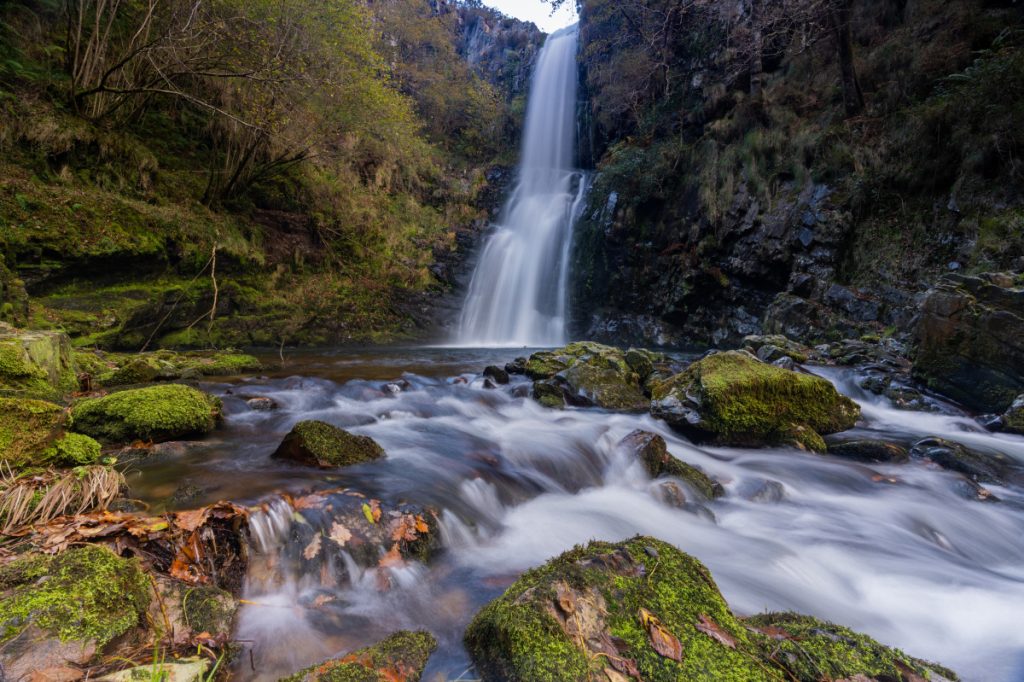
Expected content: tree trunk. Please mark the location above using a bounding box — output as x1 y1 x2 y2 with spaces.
830 0 864 116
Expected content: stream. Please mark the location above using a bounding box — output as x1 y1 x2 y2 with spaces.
126 349 1024 681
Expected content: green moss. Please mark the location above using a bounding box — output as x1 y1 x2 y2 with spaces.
280 630 437 682
623 431 723 499
526 343 650 411
652 352 859 450
181 584 236 637
0 545 149 647
104 357 161 386
465 537 777 682
70 384 220 444
42 431 103 466
273 420 385 468
744 612 956 681
0 397 65 468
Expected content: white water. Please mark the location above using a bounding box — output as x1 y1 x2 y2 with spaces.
457 26 586 347
192 353 1024 681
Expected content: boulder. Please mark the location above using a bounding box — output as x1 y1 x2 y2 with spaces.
273 420 385 468
280 630 436 682
910 437 1018 484
618 430 723 499
484 365 510 384
42 432 103 467
0 546 150 677
913 273 1024 412
826 439 910 463
70 384 221 444
0 325 78 399
1001 394 1024 434
650 351 859 450
99 658 210 682
0 397 66 468
526 342 659 411
464 536 951 682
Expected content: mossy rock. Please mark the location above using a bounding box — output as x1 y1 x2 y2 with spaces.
465 537 956 682
272 420 385 468
618 430 724 499
0 545 150 648
744 612 956 682
526 342 651 411
180 583 237 638
827 439 910 463
280 630 437 682
77 348 263 389
70 384 221 444
0 325 78 400
1002 394 1024 434
651 351 859 450
103 357 162 386
42 431 104 466
0 397 66 468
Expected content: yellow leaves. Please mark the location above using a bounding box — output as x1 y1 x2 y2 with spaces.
362 499 381 524
638 607 683 662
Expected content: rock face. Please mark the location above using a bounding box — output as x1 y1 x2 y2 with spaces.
0 325 78 399
70 384 221 444
281 630 437 682
273 420 385 468
618 430 723 499
651 351 859 451
913 273 1024 413
464 536 951 682
526 342 660 411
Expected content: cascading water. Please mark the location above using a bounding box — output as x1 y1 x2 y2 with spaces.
456 26 587 347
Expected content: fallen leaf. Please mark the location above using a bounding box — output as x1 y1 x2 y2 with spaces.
174 508 210 532
555 582 577 615
303 534 322 560
639 607 683 661
604 668 631 682
389 514 420 542
329 522 352 547
378 543 404 569
695 614 737 649
751 625 792 640
414 514 430 533
362 503 376 524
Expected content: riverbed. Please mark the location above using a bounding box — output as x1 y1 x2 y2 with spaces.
126 348 1024 681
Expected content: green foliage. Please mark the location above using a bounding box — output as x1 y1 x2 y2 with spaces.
0 545 150 647
71 384 220 444
42 432 103 467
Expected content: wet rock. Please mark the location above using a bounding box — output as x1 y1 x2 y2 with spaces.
0 324 78 400
273 420 385 468
618 430 723 499
505 357 528 375
771 356 797 371
483 365 510 384
650 351 859 451
383 379 412 395
950 476 1000 503
70 384 222 444
910 437 1017 484
246 396 278 410
740 479 787 503
0 546 150 677
464 537 950 682
827 439 910 463
1001 394 1024 434
913 273 1024 412
280 630 436 682
527 342 650 411
743 334 810 363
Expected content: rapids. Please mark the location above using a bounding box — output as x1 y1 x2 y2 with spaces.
125 349 1024 681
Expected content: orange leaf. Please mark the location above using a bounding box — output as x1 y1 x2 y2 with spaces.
378 543 404 569
414 514 430 533
174 508 210 532
639 608 683 661
695 614 737 649
303 534 322 560
329 522 352 547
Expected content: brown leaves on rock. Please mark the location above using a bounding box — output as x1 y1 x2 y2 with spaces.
639 607 683 661
329 521 352 547
694 613 737 649
303 533 322 560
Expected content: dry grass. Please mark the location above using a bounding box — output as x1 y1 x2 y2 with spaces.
0 463 125 533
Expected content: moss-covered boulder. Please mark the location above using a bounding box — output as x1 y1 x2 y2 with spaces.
650 351 859 451
74 348 263 389
280 630 437 682
273 420 385 468
70 384 221 444
0 397 67 468
0 545 149 651
526 342 663 411
1001 394 1024 434
41 431 104 466
464 537 955 682
0 325 78 399
744 612 958 682
618 430 723 499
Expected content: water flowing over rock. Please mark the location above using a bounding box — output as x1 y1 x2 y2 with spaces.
457 26 588 346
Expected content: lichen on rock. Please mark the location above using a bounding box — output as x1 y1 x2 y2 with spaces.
280 629 437 682
651 351 859 450
273 420 385 468
70 384 221 444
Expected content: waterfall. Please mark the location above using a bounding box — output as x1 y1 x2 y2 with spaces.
456 26 586 347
